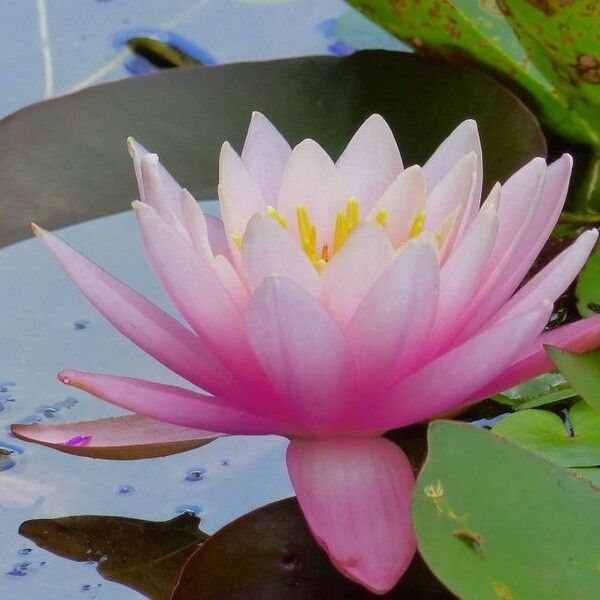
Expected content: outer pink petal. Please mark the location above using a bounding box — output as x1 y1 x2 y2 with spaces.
423 119 482 202
473 313 600 398
367 165 426 247
58 370 294 435
245 276 355 433
321 222 394 329
11 415 222 460
32 225 236 398
369 302 552 431
336 114 403 214
277 139 346 249
205 214 232 260
346 236 439 398
287 437 416 595
491 229 598 325
241 111 291 206
241 213 320 298
133 202 278 413
219 141 266 238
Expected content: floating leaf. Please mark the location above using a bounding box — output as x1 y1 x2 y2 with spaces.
491 372 576 410
173 497 452 599
493 401 600 467
0 50 544 247
412 420 600 599
348 0 595 146
11 415 221 460
576 243 600 317
547 345 600 412
20 513 207 600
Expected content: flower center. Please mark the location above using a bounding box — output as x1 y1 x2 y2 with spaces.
233 198 429 271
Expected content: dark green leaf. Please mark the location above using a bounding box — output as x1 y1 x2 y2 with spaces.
412 420 600 599
0 50 545 247
19 513 207 600
547 345 600 412
172 497 452 599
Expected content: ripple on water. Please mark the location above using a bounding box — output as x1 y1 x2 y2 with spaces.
174 504 202 516
184 467 207 482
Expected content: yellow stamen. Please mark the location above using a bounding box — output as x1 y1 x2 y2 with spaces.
333 210 347 253
346 196 359 229
409 209 426 239
266 205 288 229
231 233 243 249
321 243 329 262
376 208 387 227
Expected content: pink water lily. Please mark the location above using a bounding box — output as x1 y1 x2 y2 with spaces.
13 113 600 594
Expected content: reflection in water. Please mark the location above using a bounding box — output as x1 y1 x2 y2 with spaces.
0 208 293 599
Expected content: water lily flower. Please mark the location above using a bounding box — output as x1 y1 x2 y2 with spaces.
13 113 600 594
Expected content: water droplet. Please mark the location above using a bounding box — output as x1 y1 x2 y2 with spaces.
174 504 201 516
73 319 91 330
221 458 231 466
81 583 92 592
117 484 135 495
17 548 31 556
37 405 58 419
184 467 207 482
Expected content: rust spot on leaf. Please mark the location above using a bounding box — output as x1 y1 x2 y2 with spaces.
453 528 484 558
576 54 600 83
525 0 556 15
493 581 513 599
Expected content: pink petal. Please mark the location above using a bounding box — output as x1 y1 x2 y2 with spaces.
430 206 499 344
277 139 346 249
423 119 482 202
241 111 291 206
205 214 232 260
336 114 403 214
424 151 477 232
346 236 439 398
219 141 266 238
321 223 394 329
473 313 600 398
492 229 598 325
287 437 416 595
57 370 294 435
139 153 185 230
133 202 276 411
368 165 426 247
11 415 222 460
245 277 355 433
32 225 236 398
241 213 320 298
370 302 552 431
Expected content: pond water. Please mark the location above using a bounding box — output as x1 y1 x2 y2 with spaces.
0 202 294 599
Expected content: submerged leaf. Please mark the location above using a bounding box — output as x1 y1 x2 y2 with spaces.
19 513 207 600
491 372 576 410
173 497 451 599
413 421 600 599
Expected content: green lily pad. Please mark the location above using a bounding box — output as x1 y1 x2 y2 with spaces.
348 0 595 146
547 345 600 412
492 401 600 467
571 467 600 487
576 244 600 317
19 513 207 600
412 420 600 600
0 50 545 247
173 497 452 599
492 371 576 410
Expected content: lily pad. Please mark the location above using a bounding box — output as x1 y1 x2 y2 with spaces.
0 50 545 247
576 244 600 317
19 513 207 600
547 345 600 412
173 497 452 599
491 371 576 410
493 401 600 467
412 420 600 600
